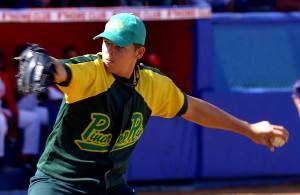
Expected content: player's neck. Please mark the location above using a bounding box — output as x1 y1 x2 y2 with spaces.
114 65 139 87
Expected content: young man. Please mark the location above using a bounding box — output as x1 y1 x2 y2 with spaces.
27 13 288 194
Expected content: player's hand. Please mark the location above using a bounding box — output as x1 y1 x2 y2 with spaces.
248 121 289 152
250 121 289 152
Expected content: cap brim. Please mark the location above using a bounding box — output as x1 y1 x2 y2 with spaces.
93 32 132 47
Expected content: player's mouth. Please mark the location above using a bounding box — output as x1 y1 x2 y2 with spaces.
104 58 113 64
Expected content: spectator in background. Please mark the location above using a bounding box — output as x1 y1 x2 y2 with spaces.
292 77 300 117
0 52 15 172
0 50 44 173
62 45 78 59
140 52 160 69
0 95 8 172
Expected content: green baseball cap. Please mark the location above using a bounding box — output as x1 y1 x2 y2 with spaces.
93 13 146 47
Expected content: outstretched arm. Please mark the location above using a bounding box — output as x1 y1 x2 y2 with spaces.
51 58 68 83
182 95 289 151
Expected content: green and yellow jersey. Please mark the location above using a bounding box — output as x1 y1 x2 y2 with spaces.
37 53 188 188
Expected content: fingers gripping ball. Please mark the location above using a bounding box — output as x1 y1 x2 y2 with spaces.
270 136 286 147
15 44 56 94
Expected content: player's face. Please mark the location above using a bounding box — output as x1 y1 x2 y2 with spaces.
102 39 141 78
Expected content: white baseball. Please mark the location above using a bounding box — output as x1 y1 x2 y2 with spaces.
270 136 285 147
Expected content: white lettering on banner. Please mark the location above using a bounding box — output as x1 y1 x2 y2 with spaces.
88 12 107 21
167 9 195 18
0 7 211 23
57 11 86 21
1 11 51 22
140 10 162 19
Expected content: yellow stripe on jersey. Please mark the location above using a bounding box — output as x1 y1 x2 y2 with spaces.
58 58 115 104
136 68 185 118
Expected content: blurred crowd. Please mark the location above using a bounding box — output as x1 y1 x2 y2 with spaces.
0 45 72 174
0 0 299 12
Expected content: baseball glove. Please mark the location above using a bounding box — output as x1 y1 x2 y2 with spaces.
15 44 56 94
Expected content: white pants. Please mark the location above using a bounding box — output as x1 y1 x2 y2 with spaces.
0 113 8 157
18 109 42 155
1 107 49 156
34 106 49 126
18 94 50 155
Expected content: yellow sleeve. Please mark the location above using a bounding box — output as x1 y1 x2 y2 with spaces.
57 58 114 104
136 69 187 118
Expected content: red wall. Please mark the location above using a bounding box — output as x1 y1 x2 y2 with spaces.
0 20 193 93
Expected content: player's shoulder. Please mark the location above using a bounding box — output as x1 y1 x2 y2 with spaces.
58 53 101 65
138 63 175 88
138 63 166 77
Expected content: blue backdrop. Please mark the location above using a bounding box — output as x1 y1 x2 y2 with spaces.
126 12 300 182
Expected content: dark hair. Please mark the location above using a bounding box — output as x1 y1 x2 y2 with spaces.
134 43 144 50
14 44 28 68
62 46 77 58
14 44 28 57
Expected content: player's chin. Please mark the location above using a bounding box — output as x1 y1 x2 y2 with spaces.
104 64 116 74
103 61 112 68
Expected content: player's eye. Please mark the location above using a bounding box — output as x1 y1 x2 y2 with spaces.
104 40 111 47
103 39 110 44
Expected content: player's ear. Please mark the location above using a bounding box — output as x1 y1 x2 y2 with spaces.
136 46 145 60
